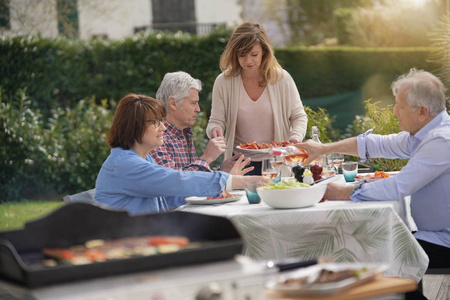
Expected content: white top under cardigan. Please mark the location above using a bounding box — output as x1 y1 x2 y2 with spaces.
207 69 308 160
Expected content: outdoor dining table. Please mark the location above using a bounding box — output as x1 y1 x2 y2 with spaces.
176 175 429 282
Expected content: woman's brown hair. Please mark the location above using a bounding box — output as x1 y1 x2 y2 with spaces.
219 22 283 86
107 94 166 149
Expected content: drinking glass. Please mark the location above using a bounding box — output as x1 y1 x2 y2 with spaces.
262 157 280 180
322 154 336 178
332 153 344 169
341 161 358 182
245 181 264 204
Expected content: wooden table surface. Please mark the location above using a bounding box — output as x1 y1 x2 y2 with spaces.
266 276 417 300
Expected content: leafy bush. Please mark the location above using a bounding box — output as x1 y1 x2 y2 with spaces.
304 106 340 143
345 100 408 171
0 89 47 201
0 90 112 202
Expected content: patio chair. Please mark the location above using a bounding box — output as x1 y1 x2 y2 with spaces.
63 188 96 204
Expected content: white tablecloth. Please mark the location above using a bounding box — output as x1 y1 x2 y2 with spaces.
177 185 428 282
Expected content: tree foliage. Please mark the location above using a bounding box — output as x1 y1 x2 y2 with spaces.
429 11 450 108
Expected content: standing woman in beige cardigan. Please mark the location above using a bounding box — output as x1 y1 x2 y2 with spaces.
206 22 308 175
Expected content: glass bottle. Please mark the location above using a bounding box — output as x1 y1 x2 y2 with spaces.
268 146 308 164
310 126 325 180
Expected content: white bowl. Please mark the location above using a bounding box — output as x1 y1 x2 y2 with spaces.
257 184 327 209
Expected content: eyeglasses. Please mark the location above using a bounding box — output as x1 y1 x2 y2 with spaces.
147 118 166 128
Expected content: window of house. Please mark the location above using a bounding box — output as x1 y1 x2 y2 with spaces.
0 0 9 29
57 0 79 37
151 0 196 34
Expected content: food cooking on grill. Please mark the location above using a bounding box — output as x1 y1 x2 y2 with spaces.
238 141 293 150
42 236 191 266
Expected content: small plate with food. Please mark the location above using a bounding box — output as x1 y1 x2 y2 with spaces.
354 171 391 182
266 262 388 296
236 141 292 153
185 191 243 205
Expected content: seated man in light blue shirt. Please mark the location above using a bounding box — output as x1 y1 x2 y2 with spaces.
297 68 450 269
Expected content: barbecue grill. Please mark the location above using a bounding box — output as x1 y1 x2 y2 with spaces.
0 203 274 299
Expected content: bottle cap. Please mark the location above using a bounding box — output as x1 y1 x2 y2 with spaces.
271 149 283 156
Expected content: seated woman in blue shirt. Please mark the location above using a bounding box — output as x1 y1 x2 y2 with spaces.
95 93 267 215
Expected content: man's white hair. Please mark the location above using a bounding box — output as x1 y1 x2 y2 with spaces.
391 68 446 116
156 71 202 111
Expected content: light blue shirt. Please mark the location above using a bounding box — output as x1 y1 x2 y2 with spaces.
351 111 450 249
95 148 229 215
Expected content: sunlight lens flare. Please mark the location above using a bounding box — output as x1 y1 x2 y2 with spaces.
409 0 429 6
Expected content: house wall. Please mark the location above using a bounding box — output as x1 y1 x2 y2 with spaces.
78 0 151 39
3 0 251 41
8 0 58 38
195 0 241 27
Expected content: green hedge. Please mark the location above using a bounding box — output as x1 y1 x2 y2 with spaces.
0 33 439 115
0 31 230 114
277 47 439 99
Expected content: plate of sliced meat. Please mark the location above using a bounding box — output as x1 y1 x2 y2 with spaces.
266 263 388 296
185 191 243 205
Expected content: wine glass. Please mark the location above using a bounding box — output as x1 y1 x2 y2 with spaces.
262 157 280 181
322 154 336 178
332 153 344 168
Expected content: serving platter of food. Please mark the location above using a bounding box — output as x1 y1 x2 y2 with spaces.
236 141 293 153
185 190 243 205
354 171 391 182
266 263 388 296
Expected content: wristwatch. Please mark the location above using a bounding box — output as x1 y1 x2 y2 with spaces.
350 179 367 196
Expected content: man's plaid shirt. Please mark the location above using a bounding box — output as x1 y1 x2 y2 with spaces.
150 121 212 172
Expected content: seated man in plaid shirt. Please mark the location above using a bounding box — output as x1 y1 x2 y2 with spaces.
150 71 253 174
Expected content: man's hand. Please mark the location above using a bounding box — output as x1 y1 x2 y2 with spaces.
210 127 223 138
220 153 245 173
231 175 270 190
200 136 227 164
295 140 324 165
324 183 353 200
227 154 254 175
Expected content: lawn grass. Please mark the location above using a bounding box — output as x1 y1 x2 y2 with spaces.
0 201 65 231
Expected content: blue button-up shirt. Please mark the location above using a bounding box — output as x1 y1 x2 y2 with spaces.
351 111 450 248
95 148 228 215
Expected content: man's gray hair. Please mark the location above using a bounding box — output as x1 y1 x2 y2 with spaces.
391 68 446 116
156 71 202 110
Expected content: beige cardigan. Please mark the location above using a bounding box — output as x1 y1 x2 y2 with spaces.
206 70 308 159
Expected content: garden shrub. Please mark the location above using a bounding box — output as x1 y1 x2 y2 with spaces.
0 90 112 202
345 99 409 171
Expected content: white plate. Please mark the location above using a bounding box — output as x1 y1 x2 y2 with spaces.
185 193 242 205
266 263 388 296
235 146 271 153
354 173 395 182
354 177 383 182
